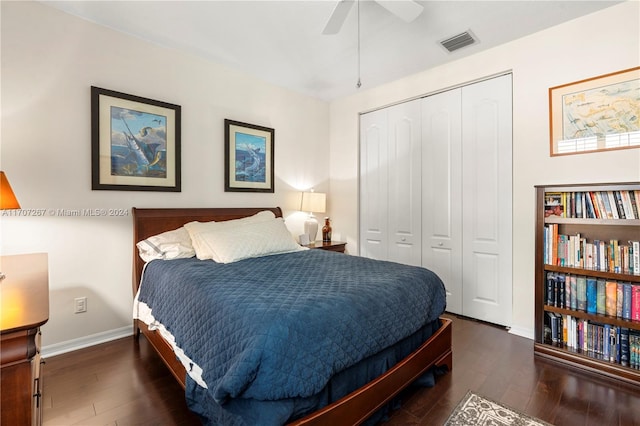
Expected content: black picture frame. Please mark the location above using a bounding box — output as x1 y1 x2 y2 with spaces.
91 86 181 191
224 119 275 193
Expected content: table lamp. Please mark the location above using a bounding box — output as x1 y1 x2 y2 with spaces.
0 171 20 282
0 171 20 210
300 191 326 242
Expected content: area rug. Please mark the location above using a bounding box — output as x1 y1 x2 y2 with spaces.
444 391 553 426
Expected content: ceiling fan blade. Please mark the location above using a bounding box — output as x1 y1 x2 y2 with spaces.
322 0 355 35
375 0 424 22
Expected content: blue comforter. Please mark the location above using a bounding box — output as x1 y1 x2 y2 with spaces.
138 249 446 407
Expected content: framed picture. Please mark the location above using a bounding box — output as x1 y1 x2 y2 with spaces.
549 66 640 156
91 86 181 191
224 119 274 193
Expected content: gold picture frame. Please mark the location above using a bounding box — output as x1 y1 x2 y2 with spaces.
549 66 640 156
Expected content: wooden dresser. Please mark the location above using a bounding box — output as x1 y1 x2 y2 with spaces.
1 253 49 426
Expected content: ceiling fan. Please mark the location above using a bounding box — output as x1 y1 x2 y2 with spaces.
322 0 424 35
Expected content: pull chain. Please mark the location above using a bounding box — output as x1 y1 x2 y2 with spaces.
356 0 362 89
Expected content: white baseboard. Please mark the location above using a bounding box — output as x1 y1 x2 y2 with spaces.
508 325 534 340
42 326 133 358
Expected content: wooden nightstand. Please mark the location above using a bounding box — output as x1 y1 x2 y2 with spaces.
1 253 49 426
306 241 347 253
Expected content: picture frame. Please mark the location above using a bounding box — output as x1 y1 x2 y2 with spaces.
91 86 181 191
224 119 275 193
549 66 640 156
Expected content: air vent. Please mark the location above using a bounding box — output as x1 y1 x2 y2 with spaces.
440 30 477 53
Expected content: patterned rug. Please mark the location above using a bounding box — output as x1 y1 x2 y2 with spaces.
444 391 553 426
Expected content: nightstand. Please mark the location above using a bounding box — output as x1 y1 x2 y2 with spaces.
1 253 49 426
306 241 347 253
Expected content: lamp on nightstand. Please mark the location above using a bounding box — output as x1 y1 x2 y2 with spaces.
300 190 326 242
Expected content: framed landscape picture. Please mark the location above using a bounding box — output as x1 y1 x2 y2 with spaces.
224 119 274 193
91 86 181 191
549 67 640 156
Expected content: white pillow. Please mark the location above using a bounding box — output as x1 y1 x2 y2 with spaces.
184 210 276 260
191 217 304 263
136 227 195 262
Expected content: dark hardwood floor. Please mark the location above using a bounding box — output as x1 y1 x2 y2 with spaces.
42 314 640 425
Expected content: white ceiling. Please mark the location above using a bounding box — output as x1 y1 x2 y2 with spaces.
42 0 623 101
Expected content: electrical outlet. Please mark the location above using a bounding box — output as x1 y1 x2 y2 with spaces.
74 297 87 314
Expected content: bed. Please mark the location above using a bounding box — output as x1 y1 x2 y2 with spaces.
131 207 452 425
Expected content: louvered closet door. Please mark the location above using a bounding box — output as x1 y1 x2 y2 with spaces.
387 100 422 266
421 89 463 314
461 74 513 326
360 108 389 260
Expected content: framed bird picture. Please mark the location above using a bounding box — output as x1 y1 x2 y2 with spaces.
91 86 181 191
224 119 274 193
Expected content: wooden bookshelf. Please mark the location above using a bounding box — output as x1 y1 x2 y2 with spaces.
534 182 640 386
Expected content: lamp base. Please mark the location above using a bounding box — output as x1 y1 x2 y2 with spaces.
304 215 319 242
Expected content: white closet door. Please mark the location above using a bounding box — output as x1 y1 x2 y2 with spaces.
387 100 422 266
461 74 513 326
421 90 463 314
359 108 389 261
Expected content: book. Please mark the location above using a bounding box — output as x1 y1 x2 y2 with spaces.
600 191 614 219
607 191 620 219
570 275 577 310
621 328 630 367
620 190 636 219
585 192 596 218
623 283 632 320
546 272 555 306
605 281 617 317
589 192 602 218
609 326 618 363
617 282 624 318
632 284 640 321
613 191 626 219
577 276 587 311
556 274 566 308
586 278 597 314
596 278 606 315
632 241 640 275
628 191 640 219
565 273 572 309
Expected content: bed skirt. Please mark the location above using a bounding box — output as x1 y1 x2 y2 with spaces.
185 318 446 426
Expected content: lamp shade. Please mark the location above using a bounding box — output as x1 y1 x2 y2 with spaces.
0 172 20 210
300 192 326 213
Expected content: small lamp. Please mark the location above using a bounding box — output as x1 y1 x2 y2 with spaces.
0 171 21 210
0 171 20 282
300 191 326 242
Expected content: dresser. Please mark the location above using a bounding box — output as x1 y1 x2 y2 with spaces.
1 253 49 426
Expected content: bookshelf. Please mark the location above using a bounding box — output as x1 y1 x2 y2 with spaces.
534 182 640 386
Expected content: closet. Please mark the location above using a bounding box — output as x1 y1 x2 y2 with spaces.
360 74 512 326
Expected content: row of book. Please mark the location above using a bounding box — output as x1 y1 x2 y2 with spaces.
544 190 640 220
543 225 639 274
544 313 640 369
545 272 640 321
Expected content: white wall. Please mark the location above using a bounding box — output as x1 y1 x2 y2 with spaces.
328 1 640 338
1 1 330 351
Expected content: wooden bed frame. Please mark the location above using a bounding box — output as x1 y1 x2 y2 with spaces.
132 207 452 426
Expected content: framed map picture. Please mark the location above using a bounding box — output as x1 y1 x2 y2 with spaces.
224 119 274 193
549 67 640 156
91 86 181 191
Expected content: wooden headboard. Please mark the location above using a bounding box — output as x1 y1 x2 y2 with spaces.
131 207 283 296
